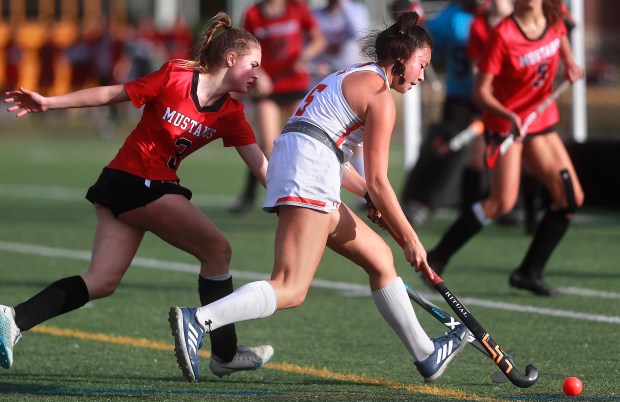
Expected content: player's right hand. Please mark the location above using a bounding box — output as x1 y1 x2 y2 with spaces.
4 87 47 117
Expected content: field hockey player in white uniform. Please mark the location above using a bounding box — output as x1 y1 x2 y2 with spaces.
170 11 468 383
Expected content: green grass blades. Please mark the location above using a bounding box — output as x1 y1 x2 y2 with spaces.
1 129 619 401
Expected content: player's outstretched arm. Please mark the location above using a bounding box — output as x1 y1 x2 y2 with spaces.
236 143 268 187
4 84 129 117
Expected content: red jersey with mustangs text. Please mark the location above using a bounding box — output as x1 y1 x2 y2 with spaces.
467 13 495 62
107 61 256 181
477 16 567 134
242 1 318 94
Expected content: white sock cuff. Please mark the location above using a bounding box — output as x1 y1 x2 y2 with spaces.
253 280 278 317
371 276 404 300
205 273 232 281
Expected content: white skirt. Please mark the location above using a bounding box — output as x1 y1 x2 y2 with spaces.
263 133 343 213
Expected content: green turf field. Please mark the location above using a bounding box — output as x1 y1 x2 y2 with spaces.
1 118 619 401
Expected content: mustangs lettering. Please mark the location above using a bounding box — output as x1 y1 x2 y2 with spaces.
162 107 217 140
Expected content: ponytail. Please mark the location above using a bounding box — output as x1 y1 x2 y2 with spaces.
180 12 260 73
360 11 433 64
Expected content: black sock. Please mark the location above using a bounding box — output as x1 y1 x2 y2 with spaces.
517 209 570 278
521 173 542 233
460 167 487 212
199 276 238 362
431 206 484 264
14 275 89 331
240 170 257 202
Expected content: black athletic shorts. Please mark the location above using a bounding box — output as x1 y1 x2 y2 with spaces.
485 125 556 144
85 168 192 217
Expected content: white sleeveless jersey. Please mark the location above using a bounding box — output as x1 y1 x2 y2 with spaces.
287 62 390 162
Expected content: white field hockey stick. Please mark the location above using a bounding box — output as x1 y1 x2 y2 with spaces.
448 119 484 152
485 79 571 169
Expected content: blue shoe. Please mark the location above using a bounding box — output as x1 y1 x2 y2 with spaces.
0 305 21 369
414 324 468 383
169 307 205 382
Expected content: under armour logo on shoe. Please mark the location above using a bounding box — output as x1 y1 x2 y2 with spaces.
205 319 212 332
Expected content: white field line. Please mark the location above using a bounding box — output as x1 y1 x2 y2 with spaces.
1 240 619 325
3 183 619 226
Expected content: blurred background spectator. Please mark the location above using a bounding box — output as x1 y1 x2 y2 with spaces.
1 0 619 210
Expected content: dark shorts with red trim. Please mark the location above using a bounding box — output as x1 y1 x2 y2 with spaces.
484 125 556 144
85 168 192 217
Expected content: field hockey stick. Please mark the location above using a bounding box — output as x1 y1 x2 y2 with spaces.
373 214 539 388
448 119 484 152
485 79 572 169
405 285 509 383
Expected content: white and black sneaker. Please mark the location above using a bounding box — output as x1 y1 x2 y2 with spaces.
210 345 274 378
414 324 468 383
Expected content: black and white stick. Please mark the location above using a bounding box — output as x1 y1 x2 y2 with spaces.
376 216 539 388
485 79 571 169
405 285 509 383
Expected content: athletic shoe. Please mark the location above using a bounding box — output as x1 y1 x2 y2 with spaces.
403 200 432 227
0 305 21 369
414 324 468 383
169 307 205 382
509 271 560 297
210 345 274 378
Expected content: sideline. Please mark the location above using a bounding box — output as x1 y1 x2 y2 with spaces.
1 240 619 325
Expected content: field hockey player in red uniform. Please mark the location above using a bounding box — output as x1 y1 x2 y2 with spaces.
1 12 273 381
427 0 585 296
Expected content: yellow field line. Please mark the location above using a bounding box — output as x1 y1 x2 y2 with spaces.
32 325 500 401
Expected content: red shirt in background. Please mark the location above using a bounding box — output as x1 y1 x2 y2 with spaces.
242 1 318 94
477 16 567 134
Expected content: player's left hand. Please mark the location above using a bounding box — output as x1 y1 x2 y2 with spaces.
364 192 385 229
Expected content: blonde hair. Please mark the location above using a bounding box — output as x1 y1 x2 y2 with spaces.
180 12 260 73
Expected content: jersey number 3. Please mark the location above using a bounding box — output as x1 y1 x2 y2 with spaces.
168 137 193 170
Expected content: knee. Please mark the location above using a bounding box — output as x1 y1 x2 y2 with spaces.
273 286 308 309
555 169 583 215
84 276 119 299
363 244 394 280
484 199 515 220
199 237 232 269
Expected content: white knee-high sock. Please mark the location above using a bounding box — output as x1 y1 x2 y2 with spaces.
372 277 435 361
195 280 277 332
